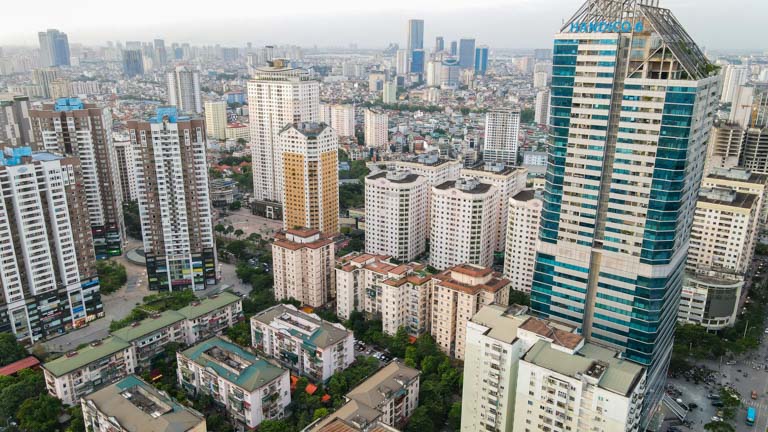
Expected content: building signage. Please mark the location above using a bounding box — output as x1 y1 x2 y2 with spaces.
569 20 644 33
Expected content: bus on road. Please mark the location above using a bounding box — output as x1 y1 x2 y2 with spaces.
747 406 756 426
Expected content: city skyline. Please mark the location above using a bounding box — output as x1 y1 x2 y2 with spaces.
0 0 764 51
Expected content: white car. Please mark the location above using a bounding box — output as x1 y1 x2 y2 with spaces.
711 416 723 422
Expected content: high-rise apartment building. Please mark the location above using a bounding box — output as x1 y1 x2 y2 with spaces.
0 95 35 147
32 68 59 99
38 29 70 67
280 122 338 234
435 36 444 53
702 167 768 230
458 39 476 69
532 0 721 418
474 46 489 75
167 66 202 114
30 98 124 258
248 60 319 210
365 171 428 262
272 229 335 308
534 88 551 126
430 264 510 359
504 190 542 293
329 104 355 138
122 49 144 77
461 163 527 251
742 127 768 174
112 135 137 202
0 149 102 342
383 80 398 104
430 178 499 270
705 121 745 173
364 108 388 148
483 109 521 166
450 41 458 56
204 100 227 140
678 187 759 330
720 64 749 104
396 50 410 76
153 39 167 66
128 107 216 291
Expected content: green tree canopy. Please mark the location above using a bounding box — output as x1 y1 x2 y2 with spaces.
0 333 27 367
16 394 62 432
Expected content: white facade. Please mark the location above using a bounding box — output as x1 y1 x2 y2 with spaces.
504 191 542 293
396 49 410 76
461 164 527 251
365 171 428 262
483 109 520 166
430 178 499 270
330 104 355 138
177 337 291 429
720 64 748 104
204 100 227 140
250 304 354 381
167 66 202 114
248 62 319 203
364 108 388 148
112 137 137 202
383 81 397 104
533 71 548 89
534 89 550 126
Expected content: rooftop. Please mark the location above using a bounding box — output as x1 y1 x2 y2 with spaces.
523 340 645 397
469 305 531 344
111 310 185 342
346 361 420 410
706 167 768 184
513 190 537 202
181 336 285 391
176 291 240 320
435 179 493 194
43 337 131 377
0 356 40 376
519 317 583 350
280 121 330 137
83 375 204 432
251 304 351 349
367 171 422 184
698 188 757 209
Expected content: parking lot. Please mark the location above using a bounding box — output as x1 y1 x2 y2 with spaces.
354 340 392 365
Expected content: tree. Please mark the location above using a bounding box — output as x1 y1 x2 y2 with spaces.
234 228 244 239
123 201 143 240
96 261 127 294
0 333 27 367
508 290 530 307
225 225 235 238
448 402 462 430
704 421 735 432
520 108 535 123
236 138 247 146
389 327 410 358
405 406 434 432
16 394 62 432
258 420 293 432
65 406 85 432
719 387 740 420
0 370 46 420
215 224 226 237
225 321 251 347
206 413 234 432
312 407 330 421
229 201 242 212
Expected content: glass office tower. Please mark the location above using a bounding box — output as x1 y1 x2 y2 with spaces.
531 0 721 421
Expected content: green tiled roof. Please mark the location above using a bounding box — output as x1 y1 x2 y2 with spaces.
177 292 240 320
181 336 285 392
111 310 184 342
43 337 131 377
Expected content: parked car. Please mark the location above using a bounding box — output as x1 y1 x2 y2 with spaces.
752 390 758 400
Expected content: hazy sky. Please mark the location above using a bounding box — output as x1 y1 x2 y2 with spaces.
0 0 765 50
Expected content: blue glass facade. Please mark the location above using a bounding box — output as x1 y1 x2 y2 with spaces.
474 47 489 75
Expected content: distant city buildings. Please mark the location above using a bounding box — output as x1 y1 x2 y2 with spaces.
329 103 355 138
474 45 489 75
534 88 550 126
0 95 35 147
363 108 388 148
272 229 336 308
38 29 70 67
483 109 521 166
122 49 144 77
503 190 542 293
458 38 476 69
128 107 216 291
204 100 227 140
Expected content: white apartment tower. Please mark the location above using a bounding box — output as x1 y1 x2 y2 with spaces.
504 190 543 293
365 170 428 262
0 149 101 342
112 136 137 202
330 104 355 138
483 109 520 166
720 64 748 104
534 89 550 126
248 60 319 205
364 108 388 148
461 163 527 251
128 107 216 291
430 178 499 270
204 100 228 140
167 66 202 114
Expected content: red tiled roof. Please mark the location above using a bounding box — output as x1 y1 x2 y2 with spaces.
0 356 40 376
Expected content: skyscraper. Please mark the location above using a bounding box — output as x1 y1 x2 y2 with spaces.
531 0 721 420
280 122 339 235
153 39 167 66
38 29 70 67
720 64 748 104
204 100 228 140
329 104 355 138
407 19 424 51
474 45 489 75
0 148 102 342
167 66 202 114
128 107 216 291
122 49 144 77
483 109 521 166
534 89 551 126
410 49 425 74
458 38 476 69
364 108 388 148
435 36 444 53
396 49 410 76
31 68 59 98
248 61 318 217
30 98 124 258
450 41 458 56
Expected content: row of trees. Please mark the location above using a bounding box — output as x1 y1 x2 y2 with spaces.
96 261 127 294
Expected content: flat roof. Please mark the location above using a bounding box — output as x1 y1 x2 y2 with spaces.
84 374 204 432
513 190 536 202
181 337 285 392
470 305 530 344
111 310 185 342
523 341 645 397
251 304 351 349
43 337 131 377
698 190 757 209
177 291 240 320
366 171 422 184
346 361 420 410
434 180 493 194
